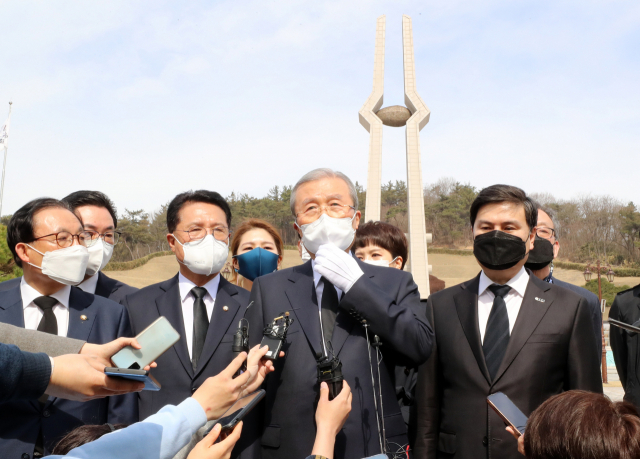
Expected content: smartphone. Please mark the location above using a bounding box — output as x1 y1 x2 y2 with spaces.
205 390 266 435
487 392 528 436
111 316 180 370
609 318 640 334
104 367 161 391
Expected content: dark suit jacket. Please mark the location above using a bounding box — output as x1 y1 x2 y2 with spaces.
414 272 602 459
609 283 640 409
0 343 51 404
245 260 433 459
0 284 137 457
122 274 250 420
0 272 137 304
551 276 603 356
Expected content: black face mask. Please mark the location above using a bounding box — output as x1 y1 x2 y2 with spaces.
473 230 528 271
524 235 555 271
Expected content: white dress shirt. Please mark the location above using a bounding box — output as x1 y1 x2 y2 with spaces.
178 273 220 358
477 267 529 343
77 273 99 294
20 277 71 337
311 260 343 355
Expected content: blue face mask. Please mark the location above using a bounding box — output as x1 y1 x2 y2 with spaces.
233 247 280 281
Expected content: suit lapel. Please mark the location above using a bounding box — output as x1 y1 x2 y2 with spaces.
156 275 193 377
0 286 25 327
492 276 553 385
454 275 491 384
194 277 241 377
66 288 97 342
286 262 323 358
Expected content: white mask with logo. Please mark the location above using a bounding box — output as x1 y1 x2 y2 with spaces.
27 244 90 285
173 234 228 276
85 239 114 276
363 256 399 268
297 213 356 254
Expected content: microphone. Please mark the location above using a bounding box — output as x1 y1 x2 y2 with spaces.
232 301 253 377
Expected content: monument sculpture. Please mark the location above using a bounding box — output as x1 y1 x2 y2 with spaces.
359 14 431 298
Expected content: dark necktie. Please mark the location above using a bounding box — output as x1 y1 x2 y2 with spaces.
35 296 58 336
191 287 209 371
33 296 59 456
320 277 339 353
483 284 512 381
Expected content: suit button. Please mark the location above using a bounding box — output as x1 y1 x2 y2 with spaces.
482 436 488 446
42 410 51 418
192 387 197 393
22 454 30 459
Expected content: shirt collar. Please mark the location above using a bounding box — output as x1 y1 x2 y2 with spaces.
20 276 71 309
311 260 322 288
178 272 220 302
478 266 529 298
77 273 99 294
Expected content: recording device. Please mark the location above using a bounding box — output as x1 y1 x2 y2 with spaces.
316 352 343 400
609 318 640 335
205 390 266 435
487 392 528 436
111 316 180 370
363 320 387 456
260 312 293 360
104 367 161 391
232 301 253 377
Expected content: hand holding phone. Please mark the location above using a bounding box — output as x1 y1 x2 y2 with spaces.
104 367 161 391
487 392 528 436
205 390 265 436
111 317 180 370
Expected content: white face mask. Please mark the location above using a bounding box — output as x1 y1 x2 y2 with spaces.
297 213 356 254
27 244 90 285
300 243 311 261
363 256 399 268
173 234 228 276
85 239 114 276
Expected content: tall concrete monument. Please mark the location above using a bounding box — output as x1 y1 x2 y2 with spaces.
359 14 431 298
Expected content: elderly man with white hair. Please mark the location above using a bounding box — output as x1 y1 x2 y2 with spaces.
244 168 433 459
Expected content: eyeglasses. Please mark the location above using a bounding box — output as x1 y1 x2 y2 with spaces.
536 227 556 240
296 204 356 221
175 225 230 243
31 231 97 248
85 231 121 246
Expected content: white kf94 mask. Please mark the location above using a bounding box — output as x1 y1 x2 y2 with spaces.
363 257 399 268
173 234 228 276
297 213 357 254
26 244 90 285
85 239 114 276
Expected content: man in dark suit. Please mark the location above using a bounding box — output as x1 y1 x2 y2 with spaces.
0 198 137 458
0 190 138 302
245 168 433 459
525 202 603 355
123 190 250 424
414 184 602 459
609 283 640 410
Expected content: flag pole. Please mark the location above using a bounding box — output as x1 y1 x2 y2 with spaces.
0 101 12 219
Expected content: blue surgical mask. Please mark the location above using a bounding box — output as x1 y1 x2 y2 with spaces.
233 247 280 281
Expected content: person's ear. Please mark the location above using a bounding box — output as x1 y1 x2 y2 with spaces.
293 222 302 238
393 257 404 270
353 210 361 229
277 255 283 270
167 233 176 250
232 257 239 271
528 229 536 251
15 243 31 265
553 240 560 259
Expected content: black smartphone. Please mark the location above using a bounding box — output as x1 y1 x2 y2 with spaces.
104 367 161 391
487 392 528 436
206 390 266 434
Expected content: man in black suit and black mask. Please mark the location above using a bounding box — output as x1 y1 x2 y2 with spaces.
414 184 602 459
245 168 433 459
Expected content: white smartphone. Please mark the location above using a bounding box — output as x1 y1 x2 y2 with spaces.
112 316 180 369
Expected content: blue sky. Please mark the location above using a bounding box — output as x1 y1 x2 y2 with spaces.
0 0 638 216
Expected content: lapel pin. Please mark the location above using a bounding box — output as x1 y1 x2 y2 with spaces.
222 306 229 312
80 315 88 321
535 297 545 303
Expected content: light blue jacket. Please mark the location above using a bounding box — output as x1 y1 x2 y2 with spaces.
50 398 207 459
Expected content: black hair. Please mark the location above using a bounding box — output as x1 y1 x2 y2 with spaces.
52 424 127 455
469 184 537 231
62 190 118 228
7 198 72 267
353 221 409 269
166 190 231 233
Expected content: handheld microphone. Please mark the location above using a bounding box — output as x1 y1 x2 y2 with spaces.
232 301 253 378
316 343 343 400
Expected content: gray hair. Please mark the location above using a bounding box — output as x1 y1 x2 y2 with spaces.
532 200 561 238
290 168 359 216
